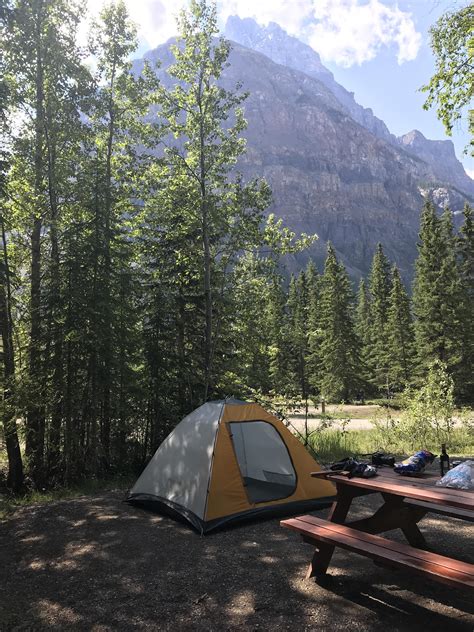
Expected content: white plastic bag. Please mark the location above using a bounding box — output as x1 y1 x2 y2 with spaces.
436 460 474 490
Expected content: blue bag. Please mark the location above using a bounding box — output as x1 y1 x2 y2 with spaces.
394 449 435 476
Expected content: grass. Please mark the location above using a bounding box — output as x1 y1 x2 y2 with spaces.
305 429 378 464
304 427 474 466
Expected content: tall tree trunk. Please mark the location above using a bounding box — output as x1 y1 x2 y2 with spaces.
64 255 74 485
202 204 212 401
26 2 45 485
0 218 23 492
100 62 116 471
86 158 101 476
177 291 193 408
199 101 212 401
117 270 126 466
45 122 63 477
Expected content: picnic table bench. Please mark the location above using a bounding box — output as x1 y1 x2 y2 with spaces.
281 468 474 591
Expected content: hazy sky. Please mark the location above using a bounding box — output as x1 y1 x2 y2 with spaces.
85 0 473 177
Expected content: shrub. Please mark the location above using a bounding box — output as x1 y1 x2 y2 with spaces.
372 360 456 452
398 360 455 448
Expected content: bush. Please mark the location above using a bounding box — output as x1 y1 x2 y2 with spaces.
399 360 455 448
372 360 457 452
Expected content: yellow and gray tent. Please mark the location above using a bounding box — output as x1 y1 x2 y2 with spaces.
127 400 334 533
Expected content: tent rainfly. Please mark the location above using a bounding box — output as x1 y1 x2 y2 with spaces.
127 400 335 533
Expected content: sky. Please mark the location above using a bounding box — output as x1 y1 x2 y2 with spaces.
84 0 473 177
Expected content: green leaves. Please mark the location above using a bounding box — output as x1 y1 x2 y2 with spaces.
397 360 455 450
421 4 474 152
142 0 312 401
367 243 392 393
89 1 138 74
317 244 361 402
386 266 414 391
413 202 463 380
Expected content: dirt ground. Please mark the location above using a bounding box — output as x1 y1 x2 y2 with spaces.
288 404 389 431
0 490 472 631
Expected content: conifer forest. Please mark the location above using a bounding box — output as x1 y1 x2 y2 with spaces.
0 0 473 494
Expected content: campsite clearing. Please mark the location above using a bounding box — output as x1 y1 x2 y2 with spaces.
0 490 472 630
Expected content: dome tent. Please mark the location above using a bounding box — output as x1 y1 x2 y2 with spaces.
127 400 335 533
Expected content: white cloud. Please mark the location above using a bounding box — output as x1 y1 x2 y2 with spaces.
218 0 311 36
466 168 474 181
307 0 421 67
82 0 422 67
126 0 182 47
219 0 421 67
83 0 183 49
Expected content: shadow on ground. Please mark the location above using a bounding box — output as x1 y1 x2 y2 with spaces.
0 491 472 631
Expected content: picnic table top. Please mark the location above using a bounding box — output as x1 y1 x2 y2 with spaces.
311 467 474 512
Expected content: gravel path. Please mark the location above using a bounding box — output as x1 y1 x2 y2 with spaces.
289 417 374 431
287 404 384 432
0 491 472 631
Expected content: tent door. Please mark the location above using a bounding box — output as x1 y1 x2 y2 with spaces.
228 421 297 504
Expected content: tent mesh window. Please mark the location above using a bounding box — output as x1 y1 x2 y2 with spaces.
229 421 297 504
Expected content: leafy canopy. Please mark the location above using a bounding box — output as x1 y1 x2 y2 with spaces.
421 4 474 153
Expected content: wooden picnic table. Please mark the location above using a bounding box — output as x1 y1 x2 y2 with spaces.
281 467 474 590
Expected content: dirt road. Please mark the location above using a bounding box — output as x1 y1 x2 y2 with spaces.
287 404 386 432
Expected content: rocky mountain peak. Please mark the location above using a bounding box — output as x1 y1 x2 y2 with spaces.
224 15 473 198
225 15 331 78
399 130 473 194
224 15 394 142
400 129 427 144
400 129 454 156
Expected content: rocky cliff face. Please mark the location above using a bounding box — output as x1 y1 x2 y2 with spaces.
137 32 473 280
398 129 473 194
225 16 474 200
225 17 396 145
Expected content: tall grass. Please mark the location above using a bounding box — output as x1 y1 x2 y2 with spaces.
304 429 379 464
302 427 474 466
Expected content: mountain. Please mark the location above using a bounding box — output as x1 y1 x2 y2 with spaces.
225 16 395 145
135 28 473 280
225 16 474 200
398 129 473 194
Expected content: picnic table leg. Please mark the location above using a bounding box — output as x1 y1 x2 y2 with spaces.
306 486 355 579
347 492 429 549
382 495 429 549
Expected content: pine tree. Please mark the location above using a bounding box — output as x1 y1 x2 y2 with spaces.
386 266 414 391
228 254 275 395
412 201 463 388
355 278 371 348
318 244 361 402
267 274 289 393
4 0 161 483
367 243 392 394
456 204 474 401
0 219 23 491
305 259 321 397
286 272 309 401
353 278 373 397
85 0 155 472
